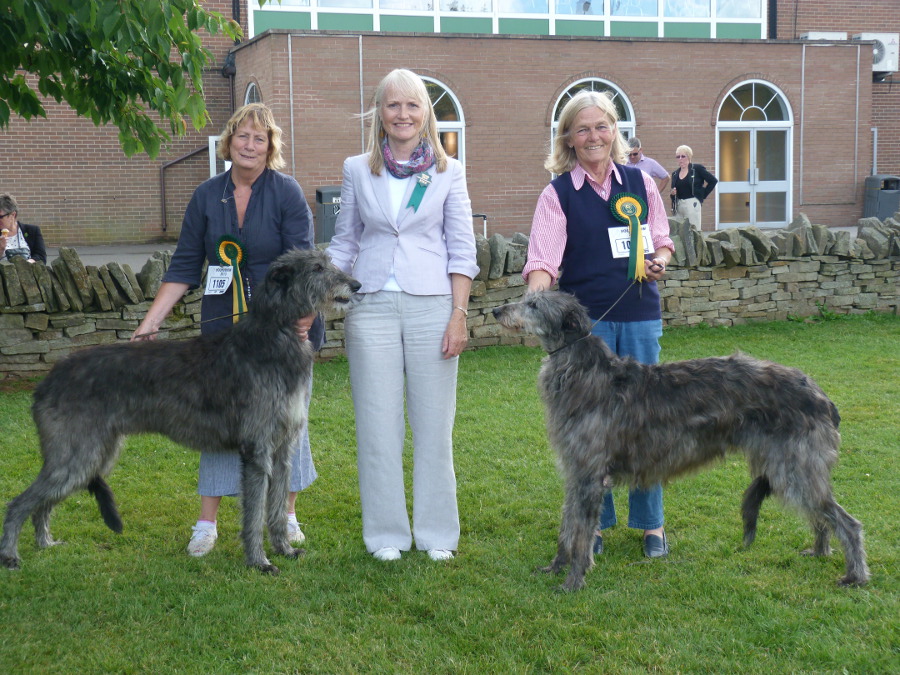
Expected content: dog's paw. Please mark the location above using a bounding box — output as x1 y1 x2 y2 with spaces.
271 543 306 559
838 574 869 587
535 563 563 576
258 563 281 575
800 546 832 557
0 554 21 570
559 575 586 592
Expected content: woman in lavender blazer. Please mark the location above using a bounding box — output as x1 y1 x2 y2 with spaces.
328 69 478 563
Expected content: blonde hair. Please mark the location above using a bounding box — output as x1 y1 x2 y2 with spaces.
217 103 285 171
364 69 448 175
676 145 693 161
545 91 628 175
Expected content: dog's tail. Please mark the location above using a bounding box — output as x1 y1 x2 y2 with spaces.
87 477 123 534
741 475 772 548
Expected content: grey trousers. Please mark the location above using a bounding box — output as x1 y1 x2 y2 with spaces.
345 291 461 553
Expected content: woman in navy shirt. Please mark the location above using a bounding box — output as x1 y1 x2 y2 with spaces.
133 104 322 558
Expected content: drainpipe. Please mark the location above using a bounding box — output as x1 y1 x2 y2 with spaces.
768 0 777 39
289 35 296 177
226 0 241 113
871 127 878 174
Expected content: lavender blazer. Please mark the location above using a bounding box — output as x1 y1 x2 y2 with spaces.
328 153 479 295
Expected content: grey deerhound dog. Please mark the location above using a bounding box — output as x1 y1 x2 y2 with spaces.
493 291 869 591
1 248 360 574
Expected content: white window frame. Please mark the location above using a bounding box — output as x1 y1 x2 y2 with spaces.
550 78 636 175
421 75 466 168
244 82 262 105
209 136 232 177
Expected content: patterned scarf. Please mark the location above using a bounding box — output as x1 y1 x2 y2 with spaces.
382 138 435 179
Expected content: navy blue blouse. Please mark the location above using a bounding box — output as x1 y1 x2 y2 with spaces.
164 168 324 347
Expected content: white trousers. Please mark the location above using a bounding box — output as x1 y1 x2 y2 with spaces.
675 197 702 230
345 291 460 553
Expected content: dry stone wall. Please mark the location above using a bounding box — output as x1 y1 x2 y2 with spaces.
1 216 898 378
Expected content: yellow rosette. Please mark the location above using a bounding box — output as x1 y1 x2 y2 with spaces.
611 192 648 282
216 236 248 322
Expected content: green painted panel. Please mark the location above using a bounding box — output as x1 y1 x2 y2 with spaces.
381 15 434 33
716 23 761 39
440 16 493 34
609 21 658 38
498 18 549 36
555 20 604 37
253 10 311 32
318 13 374 31
663 22 710 38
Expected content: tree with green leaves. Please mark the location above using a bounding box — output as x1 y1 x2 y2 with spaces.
0 0 242 158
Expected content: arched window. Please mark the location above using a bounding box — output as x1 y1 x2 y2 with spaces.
716 80 793 228
244 82 262 106
422 77 466 167
719 81 788 123
550 79 635 171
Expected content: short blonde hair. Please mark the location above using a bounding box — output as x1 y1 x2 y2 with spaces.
217 103 285 171
365 69 448 175
676 145 693 161
545 91 628 175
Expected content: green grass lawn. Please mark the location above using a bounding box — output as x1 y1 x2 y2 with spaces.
0 313 897 673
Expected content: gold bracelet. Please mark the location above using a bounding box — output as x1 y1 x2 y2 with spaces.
454 305 468 316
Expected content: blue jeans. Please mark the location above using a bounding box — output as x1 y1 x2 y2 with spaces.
591 319 665 531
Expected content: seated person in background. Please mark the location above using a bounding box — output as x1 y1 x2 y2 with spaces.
0 194 47 263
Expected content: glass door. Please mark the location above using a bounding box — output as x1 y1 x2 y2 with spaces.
716 81 793 229
717 127 789 228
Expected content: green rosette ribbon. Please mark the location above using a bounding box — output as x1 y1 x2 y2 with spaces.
216 235 248 322
407 172 432 212
611 192 649 282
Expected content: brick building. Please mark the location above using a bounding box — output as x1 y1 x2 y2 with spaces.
0 1 897 245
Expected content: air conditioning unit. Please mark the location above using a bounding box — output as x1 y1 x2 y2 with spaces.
852 33 899 73
800 32 847 41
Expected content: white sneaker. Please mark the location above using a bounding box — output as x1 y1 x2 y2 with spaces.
373 546 402 561
187 524 217 557
287 519 306 544
427 549 454 561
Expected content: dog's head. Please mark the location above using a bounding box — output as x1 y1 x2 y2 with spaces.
492 291 592 353
253 248 361 326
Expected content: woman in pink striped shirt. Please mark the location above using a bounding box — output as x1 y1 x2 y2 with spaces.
522 90 674 560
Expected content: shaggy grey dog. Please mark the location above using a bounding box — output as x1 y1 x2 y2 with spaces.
493 291 869 591
1 248 360 574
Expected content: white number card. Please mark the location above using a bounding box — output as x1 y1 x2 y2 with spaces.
607 224 653 259
204 266 234 295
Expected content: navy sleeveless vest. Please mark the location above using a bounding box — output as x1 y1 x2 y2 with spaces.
551 163 661 322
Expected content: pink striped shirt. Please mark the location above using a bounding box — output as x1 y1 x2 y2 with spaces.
523 162 674 285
